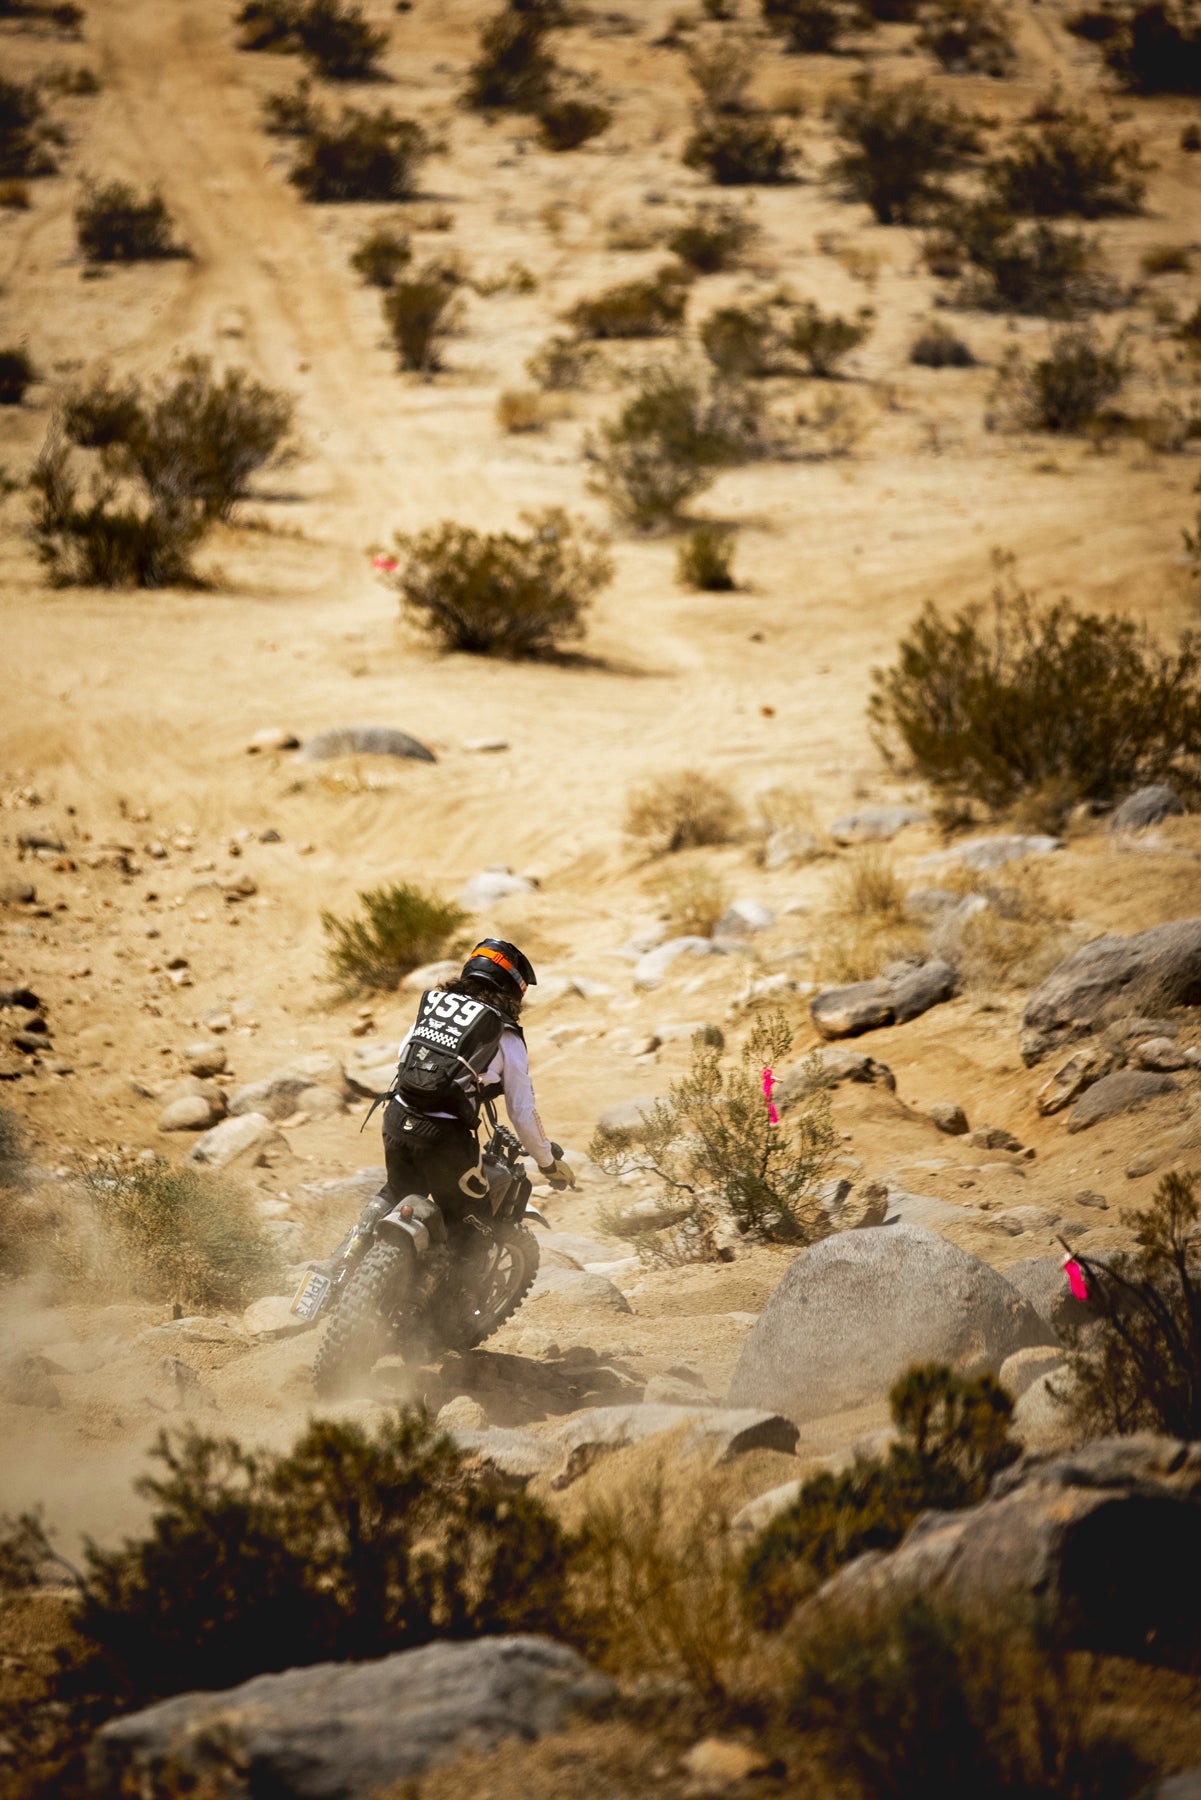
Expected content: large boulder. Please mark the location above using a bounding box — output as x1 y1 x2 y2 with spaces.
547 1404 798 1488
297 725 436 763
229 1052 350 1121
1065 1068 1178 1132
1020 918 1201 1065
1002 1255 1097 1334
726 1226 1053 1423
184 1112 288 1169
1110 785 1184 833
87 1636 615 1799
805 1436 1201 1665
810 961 956 1041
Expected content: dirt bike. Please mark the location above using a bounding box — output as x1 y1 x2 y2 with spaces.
290 1123 545 1398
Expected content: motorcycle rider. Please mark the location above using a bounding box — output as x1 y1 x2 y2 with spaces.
310 939 575 1279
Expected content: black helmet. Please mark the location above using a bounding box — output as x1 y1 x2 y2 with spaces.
460 938 537 1000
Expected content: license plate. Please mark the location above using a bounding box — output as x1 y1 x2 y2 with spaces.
291 1269 332 1321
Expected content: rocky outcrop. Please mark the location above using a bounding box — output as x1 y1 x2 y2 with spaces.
87 1636 614 1799
810 961 956 1041
1020 919 1201 1065
1110 786 1184 833
773 1048 896 1108
1065 1068 1178 1132
297 725 435 763
228 1052 350 1121
726 1226 1053 1424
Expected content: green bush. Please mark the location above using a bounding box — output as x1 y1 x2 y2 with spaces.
667 202 759 273
350 222 411 285
591 1009 835 1240
463 7 556 109
825 73 982 223
677 521 737 589
322 880 465 990
536 97 611 149
909 321 975 365
987 111 1148 217
742 1364 1019 1630
683 113 794 184
0 76 63 177
868 551 1201 814
383 266 461 371
1101 3 1201 94
29 436 205 588
565 268 688 339
59 1413 571 1718
788 299 872 375
382 508 612 656
762 0 855 52
916 0 1016 75
74 181 186 261
288 106 434 201
590 362 766 528
82 1156 281 1311
1064 1171 1201 1440
0 346 34 404
996 325 1127 431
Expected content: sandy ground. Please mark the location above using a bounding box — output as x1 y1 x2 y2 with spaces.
1 0 1200 1557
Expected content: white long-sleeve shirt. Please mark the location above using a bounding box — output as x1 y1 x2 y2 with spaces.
391 1024 555 1168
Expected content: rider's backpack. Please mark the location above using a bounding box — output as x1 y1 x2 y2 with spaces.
394 989 507 1128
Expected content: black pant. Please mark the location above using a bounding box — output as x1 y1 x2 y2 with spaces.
381 1103 483 1229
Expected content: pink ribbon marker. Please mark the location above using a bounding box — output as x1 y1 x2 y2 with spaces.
372 553 399 572
1062 1255 1089 1302
762 1067 778 1125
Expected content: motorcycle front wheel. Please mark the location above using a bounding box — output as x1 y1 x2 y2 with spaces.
312 1240 413 1398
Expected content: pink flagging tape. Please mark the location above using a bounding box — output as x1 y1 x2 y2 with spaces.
762 1066 779 1126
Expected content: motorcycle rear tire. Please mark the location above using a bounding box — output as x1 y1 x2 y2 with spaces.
312 1241 412 1398
462 1222 540 1349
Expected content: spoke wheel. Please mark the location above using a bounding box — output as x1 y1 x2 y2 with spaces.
460 1224 540 1348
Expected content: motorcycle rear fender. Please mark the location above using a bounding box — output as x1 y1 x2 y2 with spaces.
377 1192 444 1256
524 1206 551 1230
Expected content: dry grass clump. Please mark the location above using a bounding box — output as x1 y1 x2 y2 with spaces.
0 76 64 178
625 767 744 853
944 206 1118 317
74 181 187 262
0 1105 43 1277
495 387 551 432
987 110 1148 217
1141 242 1192 275
565 269 689 340
322 880 466 991
536 98 611 150
666 202 759 274
382 266 462 372
525 333 597 390
0 346 35 405
991 326 1128 432
816 847 923 981
350 223 411 287
930 863 1074 990
916 0 1016 75
235 0 388 77
288 107 437 202
682 113 795 185
463 5 557 110
910 321 976 366
829 843 906 920
676 521 737 590
762 0 858 53
590 362 768 528
646 857 732 937
685 31 759 112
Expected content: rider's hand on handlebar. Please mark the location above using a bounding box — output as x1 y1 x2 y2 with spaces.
540 1148 576 1191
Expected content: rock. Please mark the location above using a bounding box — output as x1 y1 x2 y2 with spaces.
157 1095 221 1133
88 1635 616 1800
606 1195 694 1235
764 825 823 868
811 960 956 1040
247 727 300 753
930 1101 969 1135
682 1738 774 1784
526 1268 632 1313
0 884 36 907
185 1112 288 1170
1036 1045 1117 1115
884 1189 985 1233
295 1168 387 1210
644 1373 715 1406
821 1179 889 1231
715 898 775 935
0 1353 62 1409
830 805 927 845
400 959 461 992
1011 1368 1078 1452
774 1048 896 1107
1110 785 1184 832
654 1019 724 1047
1145 1770 1201 1800
1021 917 1201 1065
463 737 509 753
549 1404 799 1487
634 936 725 990
294 1084 343 1119
459 867 537 910
1074 1188 1108 1210
450 1427 562 1482
437 1395 488 1431
726 1226 1053 1424
241 1294 306 1339
184 1040 227 1078
1066 1069 1178 1132
229 1052 349 1121
806 1435 1201 1664
595 1094 661 1135
1132 1036 1194 1072
1001 1256 1098 1333
920 835 1063 875
999 1345 1067 1401
904 886 961 919
969 1125 1025 1153
161 1076 227 1113
731 1477 806 1537
297 725 435 764
537 1231 620 1266
987 1204 1060 1237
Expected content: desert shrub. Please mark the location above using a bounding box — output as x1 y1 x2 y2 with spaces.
647 857 732 937
322 880 466 989
565 268 688 339
289 107 433 201
869 551 1201 814
1141 242 1192 274
701 302 780 377
29 436 206 588
495 387 549 431
625 766 744 852
667 202 759 273
296 0 387 77
743 1365 1017 1630
81 1157 280 1311
940 198 1115 314
536 97 611 149
677 521 737 589
787 300 872 375
931 862 1074 986
60 370 141 446
0 0 84 30
1183 120 1201 150
0 76 62 177
1102 2 1201 93
74 181 186 261
59 1413 571 1720
994 325 1127 432
262 79 319 136
762 0 856 50
683 112 794 183
686 32 759 111
350 223 411 285
0 1106 37 1277
382 508 612 657
591 1009 836 1240
987 111 1148 217
43 62 100 95
1064 1171 1201 1440
235 0 302 50
825 73 982 223
830 842 905 919
910 321 975 365
591 362 766 527
0 346 34 404
916 0 1016 75
790 1594 1145 1800
525 331 596 388
463 7 556 109
382 266 461 370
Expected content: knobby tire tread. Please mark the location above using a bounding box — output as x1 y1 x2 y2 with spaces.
312 1241 410 1397
465 1224 540 1348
